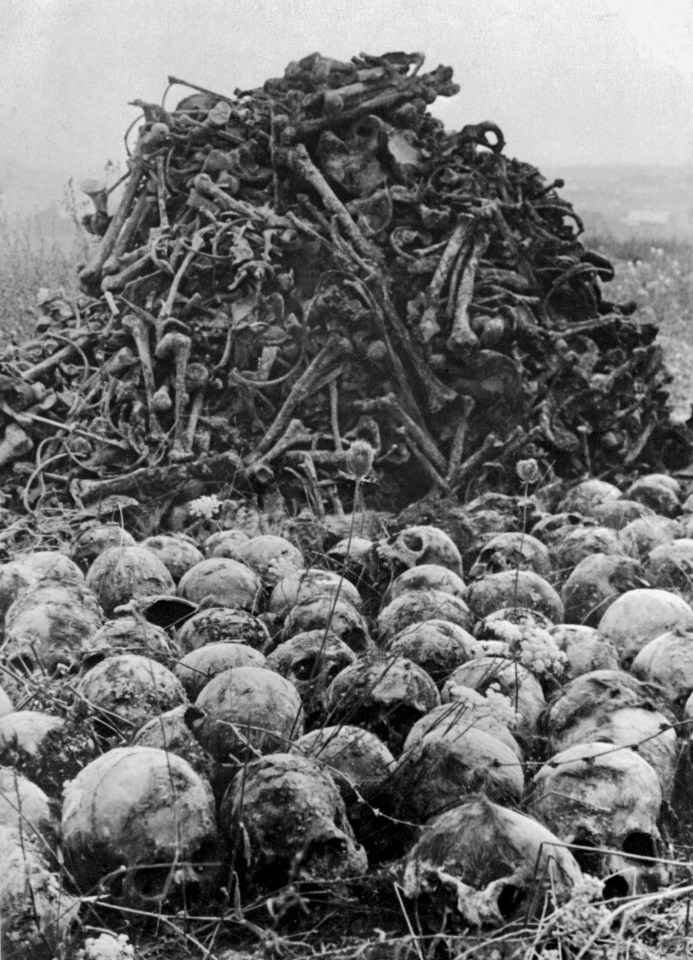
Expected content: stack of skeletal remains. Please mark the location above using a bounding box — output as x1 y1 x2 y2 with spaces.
0 51 690 517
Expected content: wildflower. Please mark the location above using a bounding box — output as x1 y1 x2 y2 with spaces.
513 626 567 678
484 683 519 729
188 493 221 520
345 439 376 480
516 457 540 484
77 933 135 960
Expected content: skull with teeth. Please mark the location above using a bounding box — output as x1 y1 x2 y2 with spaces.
528 741 667 897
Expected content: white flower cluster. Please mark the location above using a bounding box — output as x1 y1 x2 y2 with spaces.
483 683 519 730
188 493 221 520
515 626 567 679
551 874 611 952
77 933 135 960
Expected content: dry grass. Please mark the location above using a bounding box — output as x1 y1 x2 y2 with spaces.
587 234 693 420
0 202 87 342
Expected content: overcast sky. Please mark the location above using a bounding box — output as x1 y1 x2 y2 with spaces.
1 0 692 213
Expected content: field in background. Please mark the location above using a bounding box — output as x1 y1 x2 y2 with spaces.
0 199 690 417
586 233 693 419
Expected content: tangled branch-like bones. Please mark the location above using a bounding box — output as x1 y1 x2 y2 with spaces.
1 51 690 520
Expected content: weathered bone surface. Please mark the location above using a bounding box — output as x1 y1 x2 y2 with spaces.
61 746 218 904
220 752 367 886
403 796 582 928
528 741 667 896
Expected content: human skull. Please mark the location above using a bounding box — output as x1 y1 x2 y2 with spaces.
203 528 249 560
377 590 473 643
389 726 525 824
597 588 693 667
549 525 621 586
377 525 463 576
385 564 466 606
403 796 582 928
191 665 304 763
80 615 177 669
174 642 267 700
237 534 304 586
386 619 481 686
559 478 621 515
78 654 187 739
528 741 667 897
3 583 104 674
0 767 54 844
549 624 619 678
1 825 80 959
465 571 563 622
404 697 523 759
561 553 650 627
220 752 367 887
293 725 395 857
177 557 262 611
85 545 175 616
61 746 219 905
70 522 136 569
130 705 217 788
469 532 552 581
140 534 204 583
266 630 357 724
281 594 372 653
625 475 681 517
175 606 271 653
590 499 654 530
442 656 545 749
0 551 86 621
631 628 693 717
618 516 679 561
646 540 693 604
530 511 595 548
0 710 97 799
269 569 362 621
325 654 440 755
544 670 679 797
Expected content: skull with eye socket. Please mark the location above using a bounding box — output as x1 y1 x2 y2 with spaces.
376 525 463 577
220 752 367 890
528 741 668 898
403 796 582 930
61 746 220 907
266 630 358 725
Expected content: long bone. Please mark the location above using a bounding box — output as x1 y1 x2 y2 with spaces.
356 393 446 474
418 216 474 343
79 156 146 287
446 228 490 356
278 144 382 262
246 419 314 483
121 313 164 439
180 363 210 457
155 332 192 461
247 335 353 463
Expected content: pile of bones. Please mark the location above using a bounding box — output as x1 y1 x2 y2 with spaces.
3 470 693 955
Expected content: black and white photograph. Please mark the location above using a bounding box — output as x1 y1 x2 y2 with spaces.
1 2 693 958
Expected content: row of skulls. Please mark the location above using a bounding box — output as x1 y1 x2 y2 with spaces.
3 471 693 952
